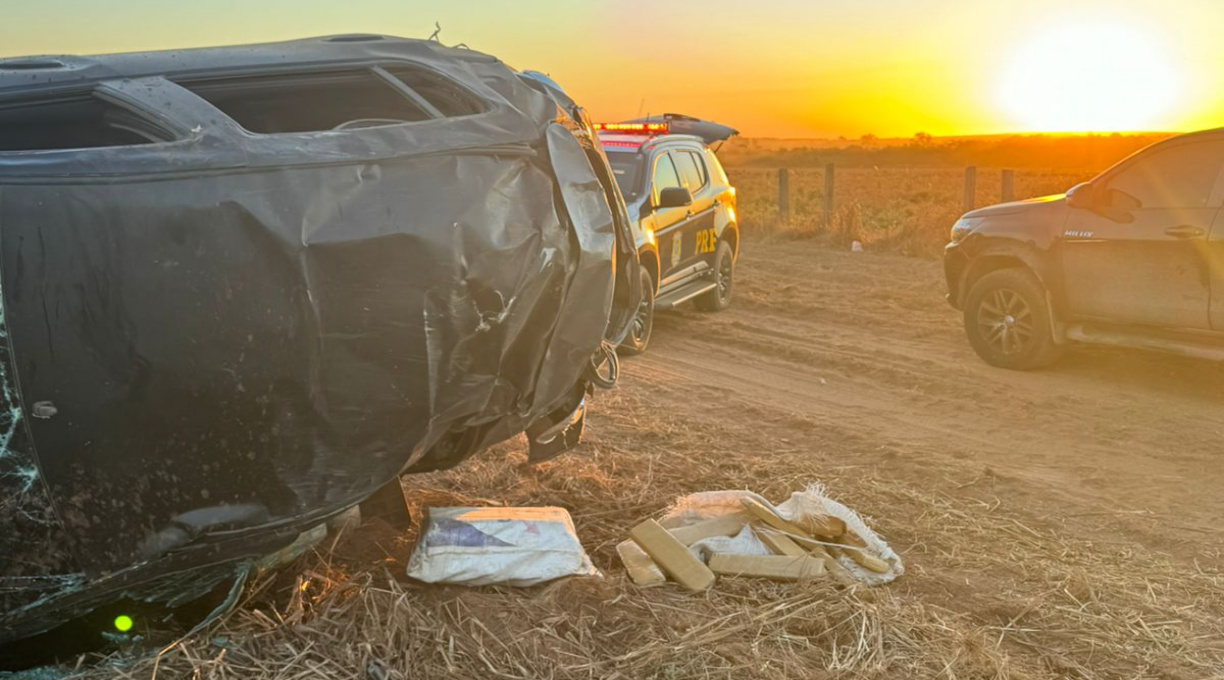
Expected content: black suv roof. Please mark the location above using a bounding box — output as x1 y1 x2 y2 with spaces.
0 34 492 97
0 35 558 180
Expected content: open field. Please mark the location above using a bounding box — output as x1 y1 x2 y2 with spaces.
717 133 1170 170
81 239 1224 680
719 132 1171 257
727 166 1089 257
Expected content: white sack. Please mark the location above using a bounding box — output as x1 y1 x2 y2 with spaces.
407 506 599 587
662 484 903 585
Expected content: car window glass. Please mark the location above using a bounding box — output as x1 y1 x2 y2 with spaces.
0 92 176 152
705 148 730 185
673 150 705 193
382 66 485 117
179 69 434 134
1106 141 1224 209
652 153 682 202
607 152 643 200
686 150 709 188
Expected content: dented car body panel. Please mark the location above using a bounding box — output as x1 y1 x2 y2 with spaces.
0 35 639 642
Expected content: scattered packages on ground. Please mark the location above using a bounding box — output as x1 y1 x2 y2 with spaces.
407 507 599 587
618 485 903 590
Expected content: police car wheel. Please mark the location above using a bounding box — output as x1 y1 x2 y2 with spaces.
695 241 734 312
619 267 655 356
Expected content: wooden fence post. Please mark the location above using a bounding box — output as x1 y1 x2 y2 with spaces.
823 163 835 228
963 166 977 213
1001 169 1015 203
777 168 790 220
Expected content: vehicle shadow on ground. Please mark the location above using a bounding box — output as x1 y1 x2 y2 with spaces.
1029 345 1224 403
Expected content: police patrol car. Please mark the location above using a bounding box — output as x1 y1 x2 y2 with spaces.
597 114 739 354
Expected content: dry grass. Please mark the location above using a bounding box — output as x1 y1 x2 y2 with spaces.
72 384 1224 680
728 166 1091 258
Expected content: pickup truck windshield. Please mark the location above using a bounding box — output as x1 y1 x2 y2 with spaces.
606 152 643 201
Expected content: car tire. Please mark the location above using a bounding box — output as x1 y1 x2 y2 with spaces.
963 267 1064 370
618 267 655 356
695 241 734 312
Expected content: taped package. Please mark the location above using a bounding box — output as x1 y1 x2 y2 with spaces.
407 507 600 587
618 484 904 589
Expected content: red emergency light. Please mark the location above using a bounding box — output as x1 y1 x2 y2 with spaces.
593 122 669 135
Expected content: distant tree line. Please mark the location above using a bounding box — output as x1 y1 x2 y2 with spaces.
721 133 1173 172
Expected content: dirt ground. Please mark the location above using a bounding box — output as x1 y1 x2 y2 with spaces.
603 237 1224 677
83 238 1224 679
648 237 1224 551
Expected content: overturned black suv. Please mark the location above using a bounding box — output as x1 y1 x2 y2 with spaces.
945 128 1224 370
0 35 640 645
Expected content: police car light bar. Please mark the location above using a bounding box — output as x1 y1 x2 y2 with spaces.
593 122 669 135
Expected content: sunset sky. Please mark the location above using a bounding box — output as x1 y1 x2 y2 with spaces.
3 0 1221 138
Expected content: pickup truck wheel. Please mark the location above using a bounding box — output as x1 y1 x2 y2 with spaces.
695 241 734 312
618 267 655 356
963 268 1063 370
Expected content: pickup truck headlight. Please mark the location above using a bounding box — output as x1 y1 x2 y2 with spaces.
950 217 982 243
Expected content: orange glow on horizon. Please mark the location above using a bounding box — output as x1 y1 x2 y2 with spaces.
1 0 1222 138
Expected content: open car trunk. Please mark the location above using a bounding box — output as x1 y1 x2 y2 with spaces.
625 113 739 145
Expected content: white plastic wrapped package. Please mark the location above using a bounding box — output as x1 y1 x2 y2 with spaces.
407 507 600 587
691 524 773 559
661 484 904 585
774 484 904 585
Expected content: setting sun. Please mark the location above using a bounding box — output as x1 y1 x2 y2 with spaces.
6 2 1224 678
4 1 1223 137
996 21 1184 132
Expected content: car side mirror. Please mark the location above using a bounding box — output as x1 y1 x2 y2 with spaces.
1106 188 1142 211
656 187 693 210
1066 182 1096 209
1095 188 1140 223
1067 182 1138 223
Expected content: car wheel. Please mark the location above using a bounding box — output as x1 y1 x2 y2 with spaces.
619 267 655 356
963 268 1064 370
695 241 734 312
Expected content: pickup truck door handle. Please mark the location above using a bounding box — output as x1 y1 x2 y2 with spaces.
1164 225 1204 239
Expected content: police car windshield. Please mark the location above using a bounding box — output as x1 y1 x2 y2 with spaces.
606 153 643 201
